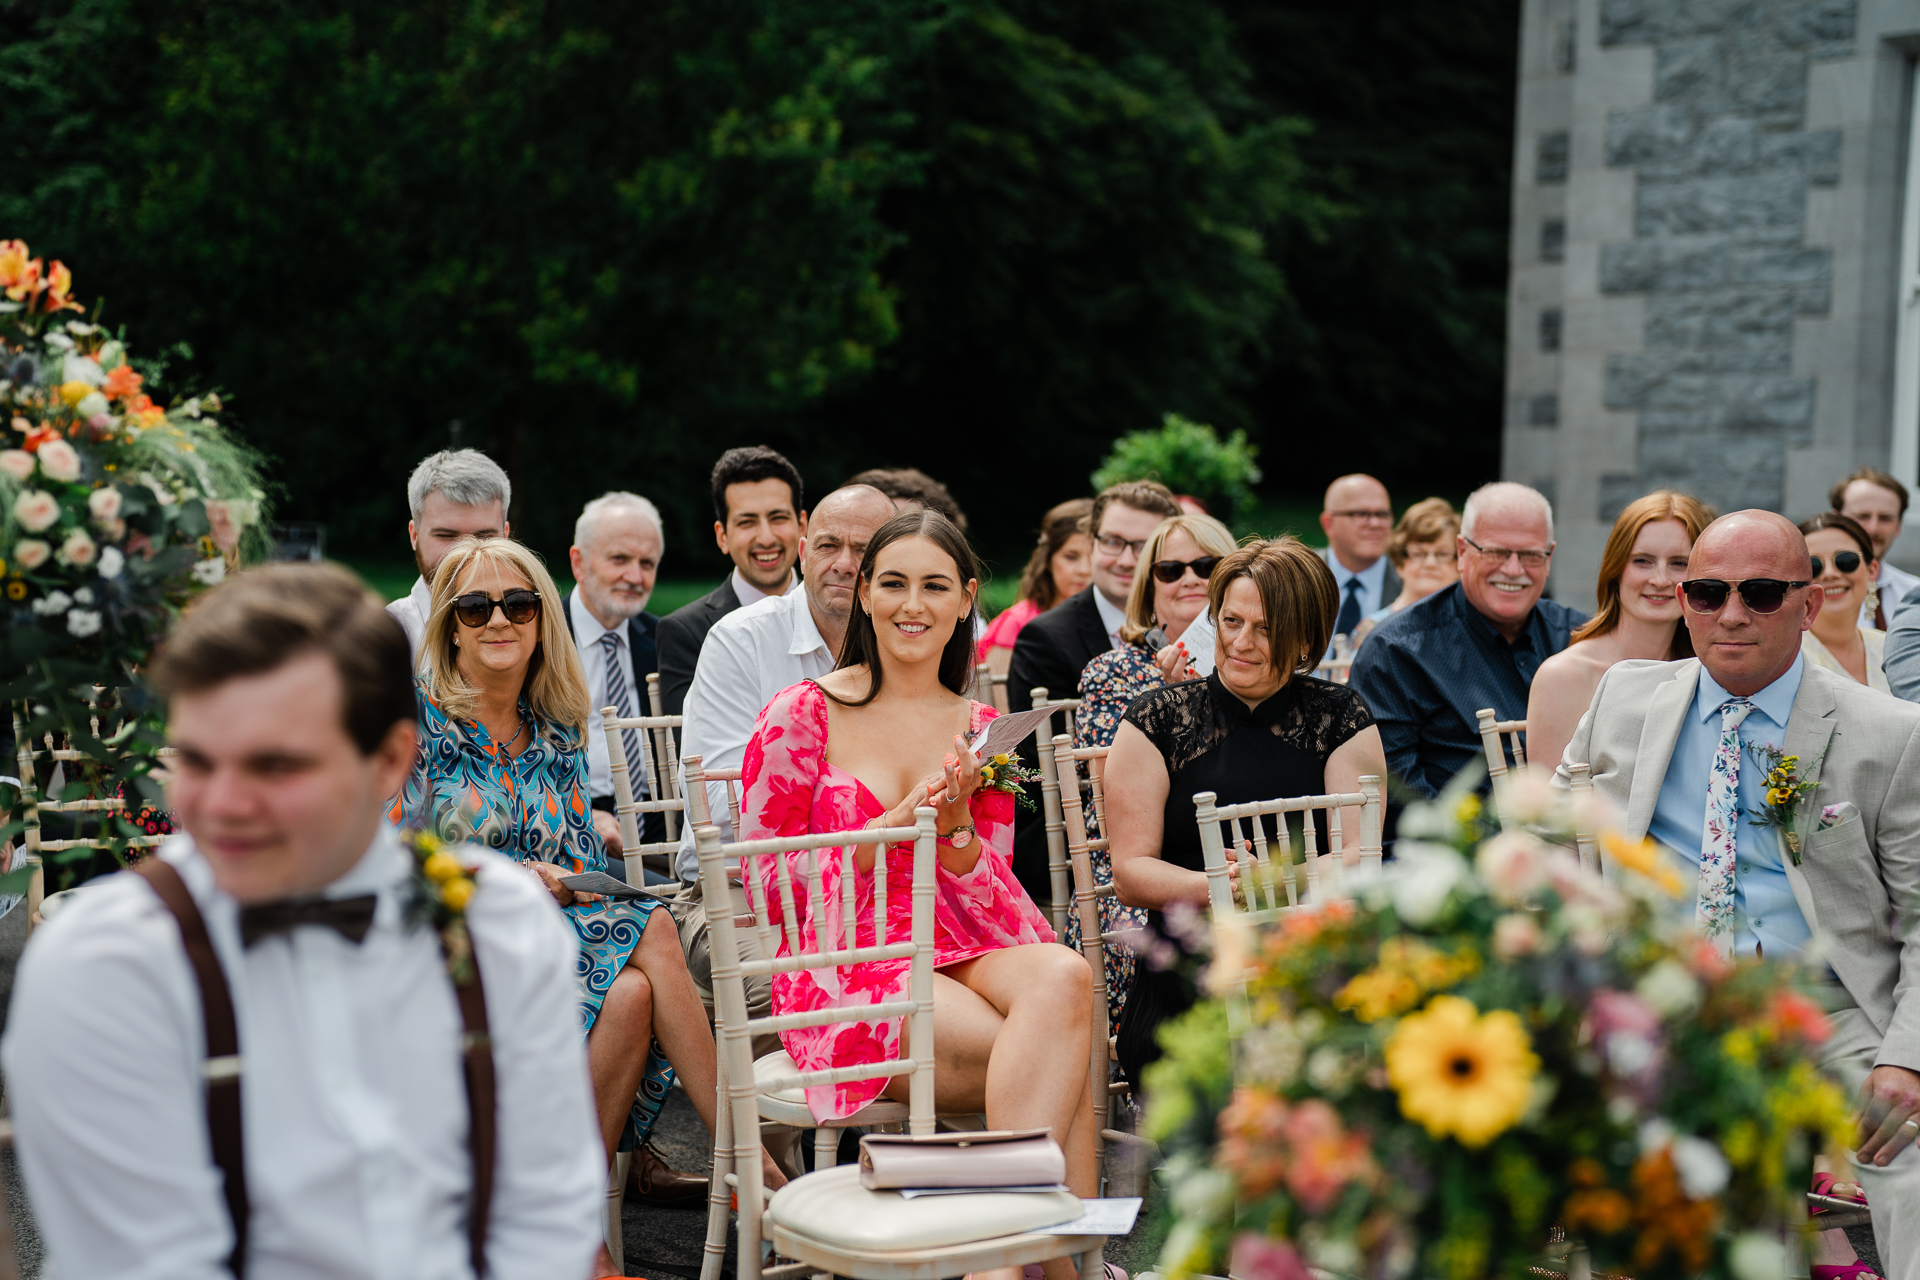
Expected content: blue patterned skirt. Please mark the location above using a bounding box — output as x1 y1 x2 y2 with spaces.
569 896 675 1151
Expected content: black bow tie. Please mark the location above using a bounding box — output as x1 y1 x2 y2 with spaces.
238 895 379 948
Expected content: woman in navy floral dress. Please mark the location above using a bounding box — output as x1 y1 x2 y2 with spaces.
1071 513 1237 1031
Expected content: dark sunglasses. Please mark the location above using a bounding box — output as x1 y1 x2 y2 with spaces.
452 589 542 628
1679 578 1809 615
1810 551 1863 576
1150 556 1223 584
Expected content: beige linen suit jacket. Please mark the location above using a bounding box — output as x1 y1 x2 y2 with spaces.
1557 657 1920 1070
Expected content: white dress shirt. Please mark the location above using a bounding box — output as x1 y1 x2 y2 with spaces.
2 827 603 1280
1093 588 1128 651
675 588 835 879
570 587 648 800
730 566 794 609
387 576 434 664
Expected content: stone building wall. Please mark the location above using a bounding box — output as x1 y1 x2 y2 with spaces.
1504 0 1920 597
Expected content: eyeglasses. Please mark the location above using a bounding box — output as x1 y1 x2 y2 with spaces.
1460 536 1553 569
1095 534 1148 558
1328 508 1393 523
1401 550 1453 566
1810 551 1862 576
453 589 542 628
1150 555 1222 584
1679 578 1809 615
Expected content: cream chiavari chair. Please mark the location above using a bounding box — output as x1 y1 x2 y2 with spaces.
1194 778 1384 1033
696 814 1108 1280
1028 686 1084 938
1313 656 1354 684
600 706 690 886
1476 707 1527 822
12 698 177 928
1567 761 1600 874
1050 735 1156 1196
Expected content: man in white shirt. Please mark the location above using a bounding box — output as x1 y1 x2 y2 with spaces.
3 564 603 1280
669 483 895 1011
1832 466 1920 625
387 449 513 658
566 491 666 863
1318 472 1402 644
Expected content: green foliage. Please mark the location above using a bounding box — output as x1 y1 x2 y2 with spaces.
1092 413 1261 525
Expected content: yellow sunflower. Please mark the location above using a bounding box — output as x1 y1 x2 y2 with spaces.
1385 994 1538 1147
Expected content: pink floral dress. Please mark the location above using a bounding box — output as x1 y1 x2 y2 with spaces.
739 679 1054 1121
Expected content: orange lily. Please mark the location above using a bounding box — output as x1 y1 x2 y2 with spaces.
102 364 143 400
0 240 29 291
40 260 79 312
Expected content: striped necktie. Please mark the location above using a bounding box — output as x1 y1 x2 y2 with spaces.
598 631 648 799
1695 696 1754 956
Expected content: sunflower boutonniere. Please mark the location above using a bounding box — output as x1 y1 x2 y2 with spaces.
402 828 480 984
1746 743 1825 865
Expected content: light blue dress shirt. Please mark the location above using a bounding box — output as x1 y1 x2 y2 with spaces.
1647 655 1811 960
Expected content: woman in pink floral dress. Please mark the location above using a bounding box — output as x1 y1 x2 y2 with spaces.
740 508 1099 1278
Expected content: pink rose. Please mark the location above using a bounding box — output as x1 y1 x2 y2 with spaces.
13 490 59 532
58 528 96 567
87 486 121 522
1493 912 1543 957
12 539 49 570
0 450 32 482
1476 831 1551 904
35 438 80 484
1230 1235 1312 1280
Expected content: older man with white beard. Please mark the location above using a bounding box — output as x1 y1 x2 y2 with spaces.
565 491 666 861
1349 481 1586 799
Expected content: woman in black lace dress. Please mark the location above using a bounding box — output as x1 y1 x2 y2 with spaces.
1104 537 1385 1084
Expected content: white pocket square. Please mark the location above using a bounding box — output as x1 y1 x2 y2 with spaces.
1816 801 1859 831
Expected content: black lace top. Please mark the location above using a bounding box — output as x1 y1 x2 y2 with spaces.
1122 671 1375 875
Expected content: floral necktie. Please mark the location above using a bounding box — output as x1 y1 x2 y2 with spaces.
1696 697 1754 955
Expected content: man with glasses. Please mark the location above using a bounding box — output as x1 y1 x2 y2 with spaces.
1007 479 1181 897
1557 511 1920 1276
1318 474 1402 644
1348 481 1584 799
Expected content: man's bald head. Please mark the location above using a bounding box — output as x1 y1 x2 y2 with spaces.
1320 474 1393 571
804 484 898 628
1683 509 1820 696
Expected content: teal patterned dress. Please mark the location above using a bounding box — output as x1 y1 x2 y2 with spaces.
392 679 674 1148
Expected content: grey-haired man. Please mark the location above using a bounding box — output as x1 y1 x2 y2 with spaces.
388 449 512 658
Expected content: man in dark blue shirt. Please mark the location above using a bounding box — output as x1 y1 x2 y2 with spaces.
1349 482 1587 799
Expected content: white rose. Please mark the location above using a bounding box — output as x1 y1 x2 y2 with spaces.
191 556 226 586
74 392 107 419
73 586 93 605
58 528 96 567
13 490 59 532
96 545 124 579
97 341 124 369
1635 959 1702 1017
12 539 49 570
36 438 81 483
65 609 101 638
1671 1135 1730 1199
1476 830 1552 904
1728 1234 1786 1280
59 353 103 387
31 589 72 617
0 450 32 482
1389 842 1472 925
87 486 121 521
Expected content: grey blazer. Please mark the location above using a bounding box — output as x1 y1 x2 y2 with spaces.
1556 657 1920 1070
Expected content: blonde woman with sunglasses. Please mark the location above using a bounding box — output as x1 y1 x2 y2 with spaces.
393 536 782 1279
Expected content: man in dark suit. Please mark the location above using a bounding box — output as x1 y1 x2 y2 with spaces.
1318 473 1402 645
654 446 807 714
1007 479 1181 900
566 492 668 859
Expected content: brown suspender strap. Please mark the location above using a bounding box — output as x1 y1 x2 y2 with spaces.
134 859 250 1279
133 860 499 1278
452 946 496 1277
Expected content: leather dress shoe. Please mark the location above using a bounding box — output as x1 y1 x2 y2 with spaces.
626 1139 708 1205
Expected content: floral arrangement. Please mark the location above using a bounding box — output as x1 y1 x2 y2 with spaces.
980 750 1043 812
0 240 268 880
1144 772 1851 1280
406 828 480 983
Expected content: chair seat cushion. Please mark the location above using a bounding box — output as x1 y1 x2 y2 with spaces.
753 1050 807 1105
767 1163 1082 1251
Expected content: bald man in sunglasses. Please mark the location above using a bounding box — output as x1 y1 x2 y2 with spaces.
1557 510 1920 1278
